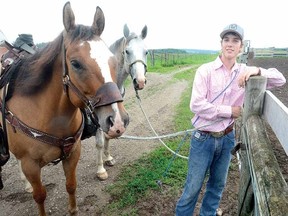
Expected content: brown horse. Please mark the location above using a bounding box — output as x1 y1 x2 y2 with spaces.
0 2 129 215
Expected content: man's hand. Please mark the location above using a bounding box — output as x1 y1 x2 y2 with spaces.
232 106 242 118
238 66 261 88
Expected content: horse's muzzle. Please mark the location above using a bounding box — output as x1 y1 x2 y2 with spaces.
133 78 146 90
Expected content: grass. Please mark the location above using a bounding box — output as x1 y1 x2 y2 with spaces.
148 53 218 73
102 54 217 215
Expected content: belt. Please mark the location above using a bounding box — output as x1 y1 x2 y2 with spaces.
200 123 234 138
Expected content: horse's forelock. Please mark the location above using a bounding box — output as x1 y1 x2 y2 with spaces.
68 25 97 43
125 33 138 44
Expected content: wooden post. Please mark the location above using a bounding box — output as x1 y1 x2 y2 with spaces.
242 76 267 123
238 76 288 215
149 50 155 67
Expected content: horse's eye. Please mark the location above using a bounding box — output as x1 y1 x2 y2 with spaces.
125 49 130 55
145 50 149 55
70 60 83 70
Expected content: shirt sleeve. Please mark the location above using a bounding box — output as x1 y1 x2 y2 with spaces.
259 67 286 89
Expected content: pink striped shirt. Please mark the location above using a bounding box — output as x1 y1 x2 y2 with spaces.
190 56 286 132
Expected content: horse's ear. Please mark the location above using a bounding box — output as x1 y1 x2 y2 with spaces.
63 1 76 32
91 6 105 36
141 25 148 39
123 24 130 38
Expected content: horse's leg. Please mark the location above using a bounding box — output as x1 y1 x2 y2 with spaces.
21 159 47 216
95 130 108 180
103 137 115 166
18 159 33 192
62 142 81 215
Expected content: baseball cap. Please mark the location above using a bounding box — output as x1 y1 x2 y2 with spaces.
220 24 244 40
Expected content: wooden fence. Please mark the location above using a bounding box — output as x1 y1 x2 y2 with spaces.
237 76 288 215
148 50 190 67
253 48 288 58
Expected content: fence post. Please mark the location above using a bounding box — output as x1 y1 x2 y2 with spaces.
238 76 288 215
149 50 155 67
242 76 267 122
238 76 267 215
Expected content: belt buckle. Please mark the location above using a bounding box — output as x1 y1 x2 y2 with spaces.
211 131 225 138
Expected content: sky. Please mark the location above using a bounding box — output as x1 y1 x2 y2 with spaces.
0 0 287 51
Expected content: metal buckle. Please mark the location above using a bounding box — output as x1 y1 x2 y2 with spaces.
210 131 225 138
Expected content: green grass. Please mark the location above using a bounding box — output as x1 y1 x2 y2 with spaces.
102 53 216 215
148 53 217 73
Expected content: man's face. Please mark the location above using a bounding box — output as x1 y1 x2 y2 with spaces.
221 33 243 60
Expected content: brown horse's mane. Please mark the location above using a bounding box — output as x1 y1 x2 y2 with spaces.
6 33 63 99
7 24 97 99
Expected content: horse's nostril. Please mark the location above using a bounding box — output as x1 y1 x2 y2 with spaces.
107 116 114 127
133 79 140 89
124 117 130 128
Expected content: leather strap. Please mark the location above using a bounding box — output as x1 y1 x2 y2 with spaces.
200 123 234 138
0 100 84 159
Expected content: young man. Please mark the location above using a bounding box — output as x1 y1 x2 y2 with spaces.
175 23 286 216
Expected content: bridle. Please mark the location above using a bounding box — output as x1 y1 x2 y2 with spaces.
128 59 147 77
61 38 123 124
122 37 147 80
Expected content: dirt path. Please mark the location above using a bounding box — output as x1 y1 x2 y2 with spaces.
0 66 191 216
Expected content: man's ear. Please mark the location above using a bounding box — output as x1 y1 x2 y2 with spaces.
239 43 244 53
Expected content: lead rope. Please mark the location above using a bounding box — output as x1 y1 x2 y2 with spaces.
130 67 240 159
132 89 224 189
134 89 189 188
134 89 189 159
130 65 241 188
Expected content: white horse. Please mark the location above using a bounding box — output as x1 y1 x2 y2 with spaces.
95 24 148 180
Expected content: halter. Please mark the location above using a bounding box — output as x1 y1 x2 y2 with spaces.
61 39 123 114
128 59 147 75
122 37 147 79
122 53 147 84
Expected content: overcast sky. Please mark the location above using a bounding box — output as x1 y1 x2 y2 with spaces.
0 0 287 51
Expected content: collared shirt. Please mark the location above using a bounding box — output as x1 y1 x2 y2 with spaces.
190 56 286 132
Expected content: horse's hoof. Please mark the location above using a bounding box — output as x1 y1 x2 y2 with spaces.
105 159 115 166
25 186 33 193
69 206 78 215
97 171 108 180
25 184 33 193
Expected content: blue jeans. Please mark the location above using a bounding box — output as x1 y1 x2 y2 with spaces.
175 130 235 216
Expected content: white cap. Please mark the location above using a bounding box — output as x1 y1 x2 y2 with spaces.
220 24 244 40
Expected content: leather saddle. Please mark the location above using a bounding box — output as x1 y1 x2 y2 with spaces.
0 39 35 166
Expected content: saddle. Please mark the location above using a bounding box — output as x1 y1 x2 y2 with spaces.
0 39 37 167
